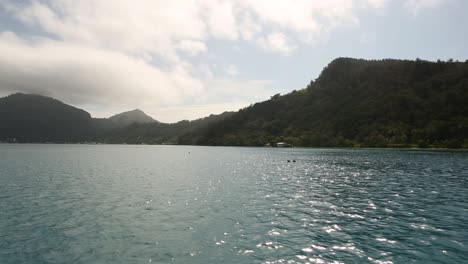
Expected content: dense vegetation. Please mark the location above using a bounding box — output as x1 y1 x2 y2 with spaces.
179 58 468 148
97 112 234 144
1 58 467 148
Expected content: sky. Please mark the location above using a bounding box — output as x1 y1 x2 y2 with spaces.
0 0 467 122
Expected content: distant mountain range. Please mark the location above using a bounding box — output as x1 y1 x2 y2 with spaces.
0 92 233 144
1 58 467 148
0 93 157 142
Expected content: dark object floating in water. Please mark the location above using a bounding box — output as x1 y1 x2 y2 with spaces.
293 160 296 162
287 160 290 162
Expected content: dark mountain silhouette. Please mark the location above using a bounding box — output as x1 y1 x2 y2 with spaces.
108 109 156 127
0 93 93 142
0 93 232 143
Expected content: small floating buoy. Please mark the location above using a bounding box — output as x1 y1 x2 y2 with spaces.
287 160 290 162
293 160 296 162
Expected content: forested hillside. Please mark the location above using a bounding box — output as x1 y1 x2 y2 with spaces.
179 58 468 148
97 112 234 144
1 58 467 148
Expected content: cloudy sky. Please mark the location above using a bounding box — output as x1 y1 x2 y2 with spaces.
0 0 467 122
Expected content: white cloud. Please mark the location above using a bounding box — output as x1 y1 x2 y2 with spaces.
8 0 207 63
202 0 239 40
0 31 202 108
0 0 396 121
404 0 446 16
225 64 239 76
2 0 390 56
364 0 389 9
257 32 296 55
0 31 275 122
176 40 207 56
238 12 262 41
243 0 347 34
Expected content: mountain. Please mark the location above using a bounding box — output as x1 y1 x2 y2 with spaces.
0 92 233 144
108 109 156 127
178 58 468 148
97 112 234 144
1 58 467 147
0 93 93 142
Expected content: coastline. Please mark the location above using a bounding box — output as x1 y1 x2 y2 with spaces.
1 142 467 151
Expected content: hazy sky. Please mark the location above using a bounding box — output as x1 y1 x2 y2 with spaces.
0 0 467 122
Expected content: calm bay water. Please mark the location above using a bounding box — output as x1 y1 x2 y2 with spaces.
0 145 467 264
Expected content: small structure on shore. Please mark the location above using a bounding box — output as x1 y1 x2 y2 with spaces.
276 142 292 148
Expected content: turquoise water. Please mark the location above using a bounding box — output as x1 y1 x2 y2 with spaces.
0 145 467 264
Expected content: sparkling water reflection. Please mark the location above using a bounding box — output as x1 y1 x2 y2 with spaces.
0 145 467 263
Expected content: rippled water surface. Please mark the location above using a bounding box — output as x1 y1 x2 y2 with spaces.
1 145 467 263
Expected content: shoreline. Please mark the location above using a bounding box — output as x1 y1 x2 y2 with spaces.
1 142 467 151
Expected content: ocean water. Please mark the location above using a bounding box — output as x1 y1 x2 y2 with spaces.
0 145 467 264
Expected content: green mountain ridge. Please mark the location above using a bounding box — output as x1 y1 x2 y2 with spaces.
1 58 467 147
178 58 468 148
